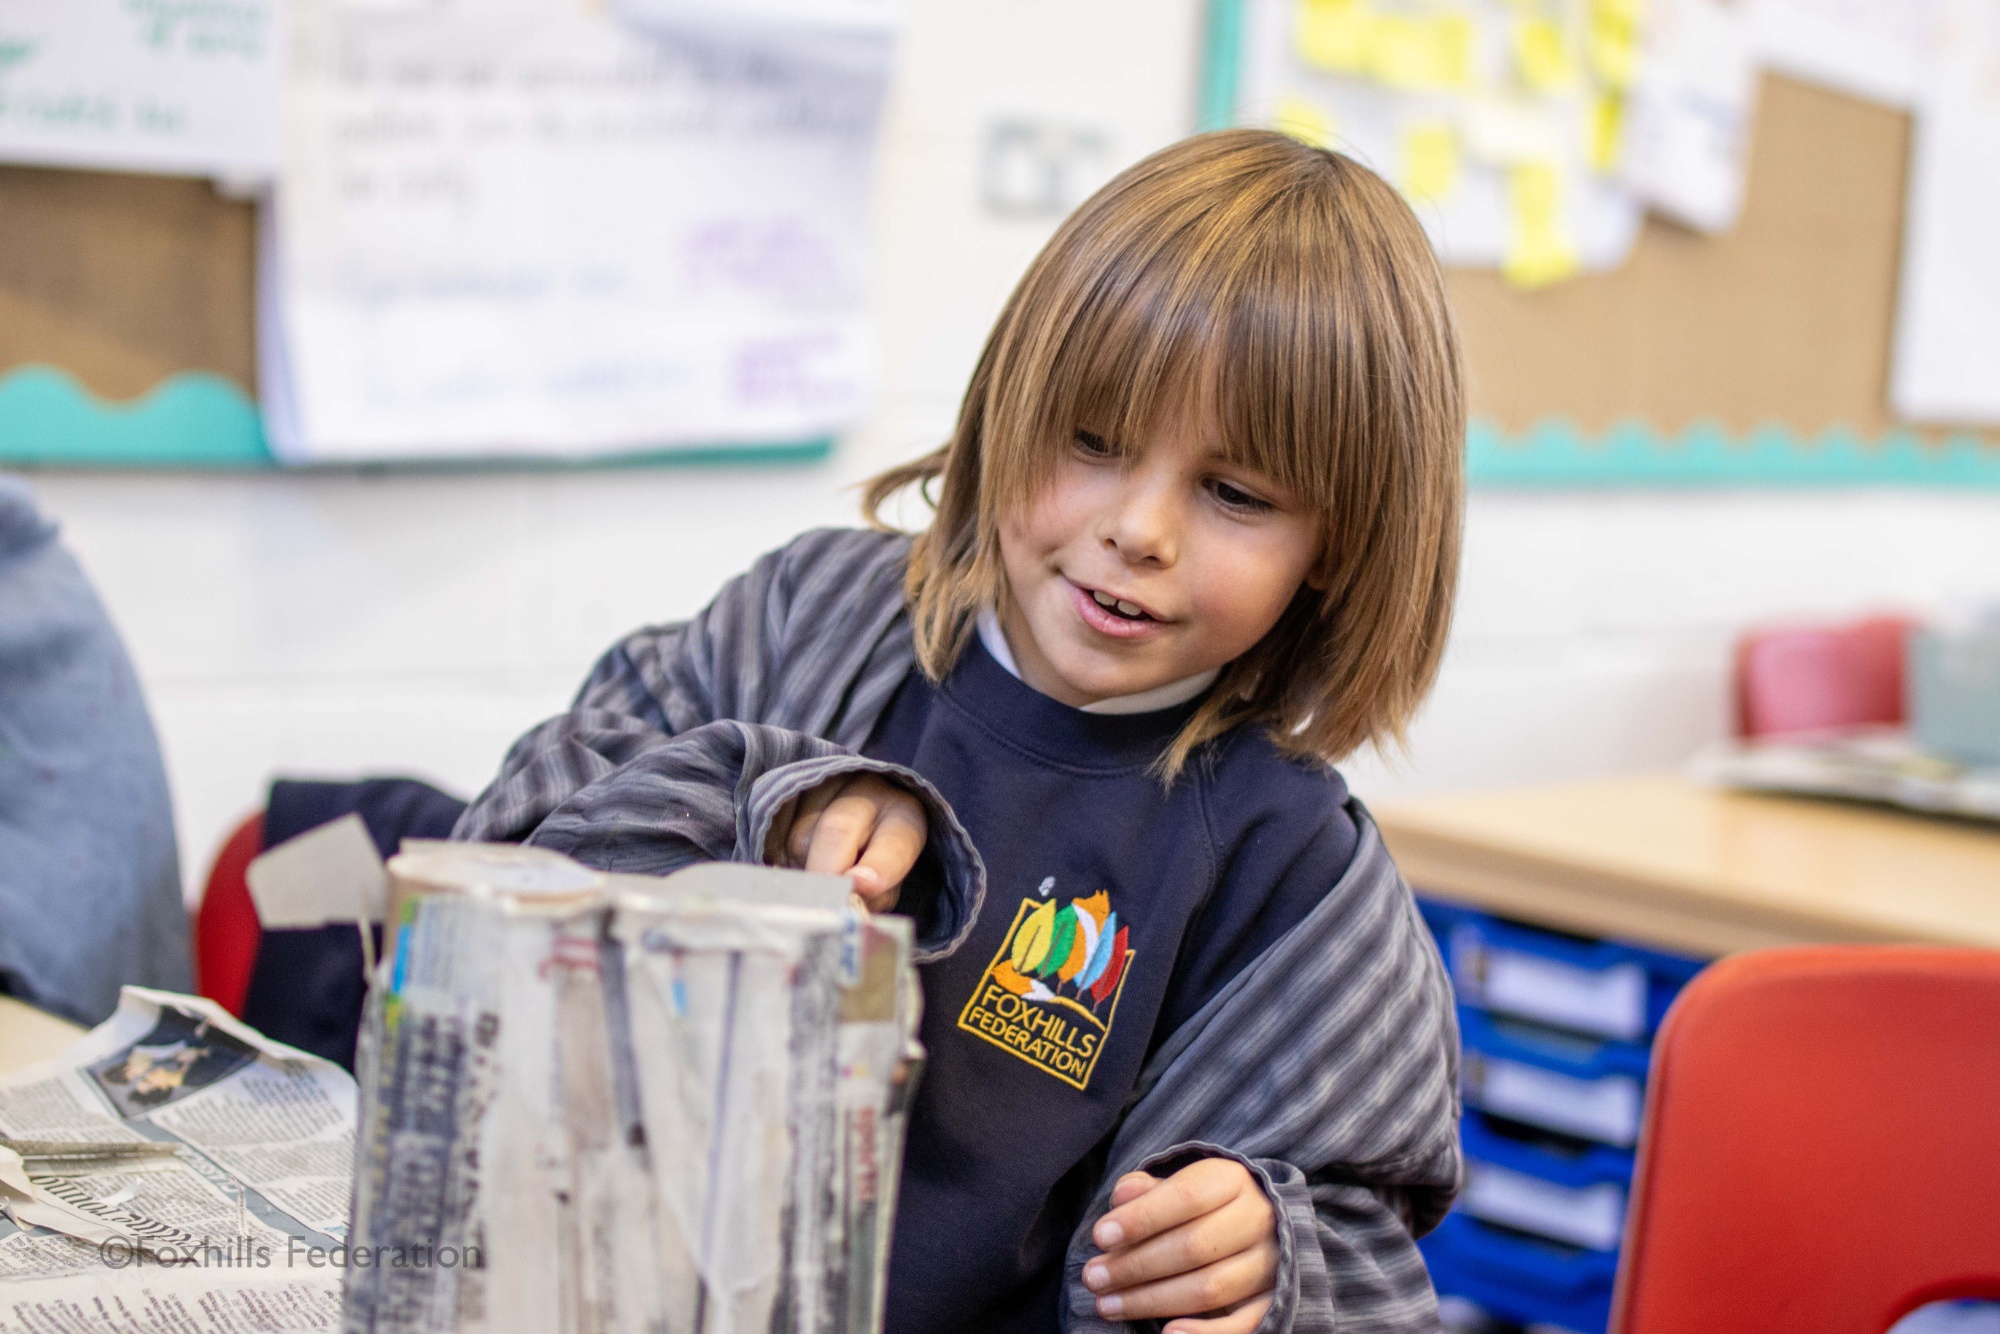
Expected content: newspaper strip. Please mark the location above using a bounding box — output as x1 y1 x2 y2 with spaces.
0 987 358 1333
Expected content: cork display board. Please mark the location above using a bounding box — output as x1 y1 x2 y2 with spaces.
0 166 256 401
1454 74 1917 439
4 17 1999 479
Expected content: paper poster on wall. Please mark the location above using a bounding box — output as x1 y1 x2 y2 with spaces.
1621 0 1758 233
1748 0 1938 109
1890 0 2000 425
0 0 281 178
614 0 904 32
263 0 895 464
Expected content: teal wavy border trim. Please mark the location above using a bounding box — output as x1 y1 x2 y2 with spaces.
1199 0 1247 132
0 365 832 471
0 365 274 467
8 365 1997 484
1469 419 2000 488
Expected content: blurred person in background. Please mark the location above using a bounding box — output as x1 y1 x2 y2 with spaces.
0 477 189 1024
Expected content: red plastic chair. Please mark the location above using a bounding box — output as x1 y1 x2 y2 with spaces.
193 812 264 1017
1612 947 2000 1334
1735 615 1914 738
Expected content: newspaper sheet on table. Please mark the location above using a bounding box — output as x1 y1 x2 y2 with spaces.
0 987 355 1333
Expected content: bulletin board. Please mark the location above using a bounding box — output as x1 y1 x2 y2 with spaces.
1202 0 2000 487
0 163 835 469
0 165 842 470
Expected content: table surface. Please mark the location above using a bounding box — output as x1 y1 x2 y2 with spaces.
0 995 84 1076
1374 774 2000 959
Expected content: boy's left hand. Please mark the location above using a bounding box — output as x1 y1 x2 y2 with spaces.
1082 1158 1279 1333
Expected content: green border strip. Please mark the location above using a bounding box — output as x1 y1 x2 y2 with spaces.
1470 419 2000 488
8 363 1999 485
1199 0 1248 131
0 364 832 471
0 366 272 467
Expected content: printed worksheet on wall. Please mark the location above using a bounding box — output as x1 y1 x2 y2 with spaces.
262 0 897 463
1891 0 2000 425
0 0 282 178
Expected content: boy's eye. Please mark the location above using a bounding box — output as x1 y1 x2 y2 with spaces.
1072 429 1115 458
1210 478 1275 513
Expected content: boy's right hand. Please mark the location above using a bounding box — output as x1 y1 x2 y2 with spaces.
764 773 928 913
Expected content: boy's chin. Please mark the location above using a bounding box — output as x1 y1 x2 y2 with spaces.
1050 656 1182 703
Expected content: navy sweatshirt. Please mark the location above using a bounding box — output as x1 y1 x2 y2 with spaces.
864 638 1359 1334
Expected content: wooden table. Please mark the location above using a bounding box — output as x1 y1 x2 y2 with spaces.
1375 774 2000 958
0 995 84 1075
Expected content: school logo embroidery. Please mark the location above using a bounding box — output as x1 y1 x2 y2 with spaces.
956 889 1133 1091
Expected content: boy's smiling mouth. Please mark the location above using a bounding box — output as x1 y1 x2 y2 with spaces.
1066 578 1168 639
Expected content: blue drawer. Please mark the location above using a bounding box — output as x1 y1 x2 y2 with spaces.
1421 899 1704 1041
1460 1111 1634 1251
1458 1006 1651 1146
1420 1213 1615 1334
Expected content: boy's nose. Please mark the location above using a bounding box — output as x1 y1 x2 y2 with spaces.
1099 478 1181 568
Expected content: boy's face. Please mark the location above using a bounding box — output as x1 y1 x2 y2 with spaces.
996 412 1321 709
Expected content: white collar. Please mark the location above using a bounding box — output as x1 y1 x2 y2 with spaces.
976 606 1219 715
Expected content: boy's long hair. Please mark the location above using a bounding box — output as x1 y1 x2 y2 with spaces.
863 128 1464 778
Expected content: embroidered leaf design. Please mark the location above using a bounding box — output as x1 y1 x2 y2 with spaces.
1088 927 1129 1004
1076 910 1119 990
1011 899 1058 973
1056 905 1097 982
1037 905 1078 979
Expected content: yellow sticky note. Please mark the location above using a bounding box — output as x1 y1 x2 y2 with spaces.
1589 92 1625 171
1587 0 1642 89
1400 121 1460 200
1504 161 1581 289
1369 13 1474 91
1274 96 1336 149
1296 0 1372 73
1514 16 1577 92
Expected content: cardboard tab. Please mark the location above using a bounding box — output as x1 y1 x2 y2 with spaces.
245 813 388 929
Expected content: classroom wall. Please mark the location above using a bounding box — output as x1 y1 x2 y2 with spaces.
24 0 2000 900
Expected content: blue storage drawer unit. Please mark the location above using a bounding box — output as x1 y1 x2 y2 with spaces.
1419 1214 1618 1334
1423 898 1704 1041
1458 1005 1653 1148
1459 1111 1634 1252
1416 898 1706 1334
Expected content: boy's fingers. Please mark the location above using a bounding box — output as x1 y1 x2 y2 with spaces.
803 790 882 877
783 778 852 866
1093 1159 1244 1249
1163 1296 1273 1334
1085 1194 1276 1292
1089 1247 1275 1323
1109 1172 1160 1209
850 791 926 911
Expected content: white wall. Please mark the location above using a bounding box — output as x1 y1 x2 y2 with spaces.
25 0 2000 899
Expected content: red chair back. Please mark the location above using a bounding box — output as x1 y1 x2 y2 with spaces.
1613 947 2000 1334
1734 615 1913 738
193 812 264 1017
